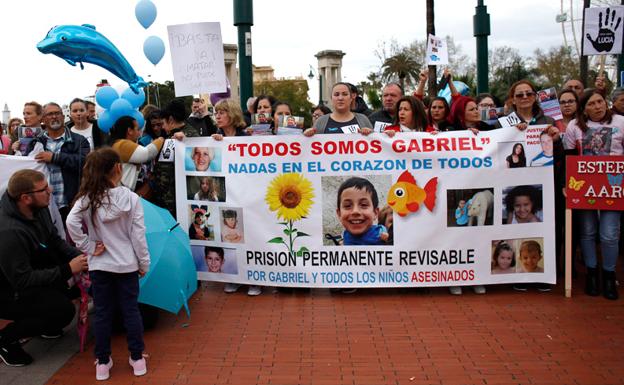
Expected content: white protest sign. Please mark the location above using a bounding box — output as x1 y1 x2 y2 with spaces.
498 112 522 128
583 6 624 55
426 34 449 65
374 121 392 133
175 128 556 288
167 22 227 96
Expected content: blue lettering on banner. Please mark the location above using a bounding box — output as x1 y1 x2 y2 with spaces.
228 162 278 174
437 157 492 169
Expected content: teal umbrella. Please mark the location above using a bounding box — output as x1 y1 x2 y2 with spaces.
139 199 197 316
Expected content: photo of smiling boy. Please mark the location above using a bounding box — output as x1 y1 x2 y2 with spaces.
205 247 224 273
518 240 544 273
336 177 389 246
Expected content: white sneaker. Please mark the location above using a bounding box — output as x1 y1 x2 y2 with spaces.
224 283 240 293
247 285 262 296
449 286 462 295
128 356 147 376
95 357 113 381
472 285 486 294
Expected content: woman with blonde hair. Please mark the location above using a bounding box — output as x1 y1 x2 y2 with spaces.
211 99 248 140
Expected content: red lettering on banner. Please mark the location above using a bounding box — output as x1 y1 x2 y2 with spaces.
233 142 301 157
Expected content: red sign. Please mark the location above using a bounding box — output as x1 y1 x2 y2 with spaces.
566 156 624 210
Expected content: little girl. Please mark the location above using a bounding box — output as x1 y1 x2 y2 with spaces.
221 209 243 243
491 241 516 274
504 185 543 224
66 148 150 381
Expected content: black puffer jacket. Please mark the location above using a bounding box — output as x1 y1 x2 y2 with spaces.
0 192 79 300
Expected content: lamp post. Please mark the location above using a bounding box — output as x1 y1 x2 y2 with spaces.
308 66 323 106
234 0 253 108
474 0 490 93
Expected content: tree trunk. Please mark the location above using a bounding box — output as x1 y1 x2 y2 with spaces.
426 0 437 97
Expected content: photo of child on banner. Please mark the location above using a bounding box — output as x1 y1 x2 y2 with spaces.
322 175 392 246
186 176 226 202
192 246 238 277
446 188 494 227
188 205 214 241
490 240 516 274
220 208 244 244
185 146 222 172
502 185 543 224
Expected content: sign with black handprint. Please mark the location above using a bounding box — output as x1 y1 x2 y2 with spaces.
583 6 624 55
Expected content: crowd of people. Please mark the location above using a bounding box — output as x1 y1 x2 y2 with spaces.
1 72 623 379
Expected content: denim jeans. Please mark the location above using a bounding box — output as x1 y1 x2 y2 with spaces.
578 210 621 271
90 271 144 362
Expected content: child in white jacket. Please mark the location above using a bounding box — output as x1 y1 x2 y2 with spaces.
66 148 150 381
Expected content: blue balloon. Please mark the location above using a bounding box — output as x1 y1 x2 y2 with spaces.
95 86 119 109
36 24 147 93
109 99 134 121
98 110 114 133
143 36 165 65
135 0 157 29
121 87 146 109
132 109 145 129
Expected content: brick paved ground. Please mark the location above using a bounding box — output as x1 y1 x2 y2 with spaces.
45 278 624 385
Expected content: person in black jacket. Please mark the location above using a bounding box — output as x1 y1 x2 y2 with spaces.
187 97 217 136
26 102 90 221
0 169 89 366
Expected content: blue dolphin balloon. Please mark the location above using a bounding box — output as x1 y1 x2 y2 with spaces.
37 24 147 93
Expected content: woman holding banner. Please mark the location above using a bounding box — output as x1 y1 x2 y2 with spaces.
383 96 428 136
448 96 493 135
304 82 372 136
505 80 554 126
211 99 263 296
564 89 624 300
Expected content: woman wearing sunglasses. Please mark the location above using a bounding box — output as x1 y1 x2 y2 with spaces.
506 80 554 126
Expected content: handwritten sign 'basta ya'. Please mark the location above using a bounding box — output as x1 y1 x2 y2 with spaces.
167 22 227 96
566 156 624 210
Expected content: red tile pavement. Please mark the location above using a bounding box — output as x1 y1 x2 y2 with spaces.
47 280 624 385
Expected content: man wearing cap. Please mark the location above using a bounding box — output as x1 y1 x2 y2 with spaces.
0 169 89 366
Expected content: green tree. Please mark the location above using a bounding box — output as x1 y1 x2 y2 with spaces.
533 45 580 90
488 46 537 102
357 72 383 110
254 79 314 126
381 51 421 91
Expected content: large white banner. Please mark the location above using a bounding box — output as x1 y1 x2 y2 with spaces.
167 22 227 96
583 6 624 55
174 127 556 288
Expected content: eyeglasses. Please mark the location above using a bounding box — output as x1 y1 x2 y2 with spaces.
25 184 49 195
514 91 536 99
478 103 495 109
312 113 323 119
559 100 576 105
44 111 63 117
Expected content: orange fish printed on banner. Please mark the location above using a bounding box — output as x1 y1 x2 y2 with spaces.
387 170 438 217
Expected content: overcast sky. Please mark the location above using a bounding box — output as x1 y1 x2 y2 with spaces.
0 0 567 120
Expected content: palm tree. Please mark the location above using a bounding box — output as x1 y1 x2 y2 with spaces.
381 52 420 91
